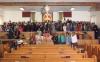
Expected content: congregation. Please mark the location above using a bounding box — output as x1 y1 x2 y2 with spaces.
0 19 99 39
7 31 79 52
0 19 99 51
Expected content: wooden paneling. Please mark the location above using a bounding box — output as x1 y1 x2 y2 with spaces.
0 2 100 10
0 2 97 6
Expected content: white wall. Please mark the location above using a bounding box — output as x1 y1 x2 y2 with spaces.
2 11 91 22
0 10 95 25
0 10 100 28
90 11 96 23
0 15 3 25
95 11 100 27
53 12 59 22
3 11 42 23
90 11 100 27
0 10 4 25
35 12 42 22
3 11 30 23
72 11 91 21
64 11 91 21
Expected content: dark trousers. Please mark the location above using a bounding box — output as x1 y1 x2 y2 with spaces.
71 42 78 49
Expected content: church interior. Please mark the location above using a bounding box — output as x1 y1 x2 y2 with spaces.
0 0 100 62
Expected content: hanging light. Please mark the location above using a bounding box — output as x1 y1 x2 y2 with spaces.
44 5 50 12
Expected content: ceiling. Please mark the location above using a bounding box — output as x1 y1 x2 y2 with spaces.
0 6 92 12
0 0 100 2
0 0 99 11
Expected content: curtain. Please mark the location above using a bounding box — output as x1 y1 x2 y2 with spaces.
22 12 31 17
63 12 72 17
59 12 63 21
31 12 35 22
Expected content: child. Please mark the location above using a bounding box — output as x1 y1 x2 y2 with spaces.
65 32 72 45
35 32 43 45
60 33 66 44
52 33 58 44
43 31 52 43
30 34 36 44
57 33 61 44
17 39 24 47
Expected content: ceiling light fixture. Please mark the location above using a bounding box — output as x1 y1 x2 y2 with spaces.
71 8 75 11
58 11 63 12
20 8 24 11
44 5 50 12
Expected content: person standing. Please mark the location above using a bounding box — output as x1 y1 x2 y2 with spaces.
51 22 56 34
60 33 66 44
63 24 67 32
35 31 43 45
7 26 14 39
92 24 99 39
14 28 20 39
52 33 58 44
65 32 72 45
71 32 78 49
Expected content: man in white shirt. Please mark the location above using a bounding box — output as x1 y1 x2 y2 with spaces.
71 32 78 49
63 24 67 32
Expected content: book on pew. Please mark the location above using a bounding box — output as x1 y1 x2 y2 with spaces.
21 55 30 58
61 55 70 58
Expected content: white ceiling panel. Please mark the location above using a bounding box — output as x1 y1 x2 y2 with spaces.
0 6 91 12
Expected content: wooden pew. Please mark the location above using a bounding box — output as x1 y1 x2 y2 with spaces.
0 58 44 62
78 41 99 62
45 58 96 62
11 47 77 54
4 53 84 58
56 31 95 39
0 32 7 39
21 31 95 40
0 31 95 40
0 44 4 58
78 40 98 45
20 32 36 39
0 58 96 62
12 50 77 54
11 47 76 54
